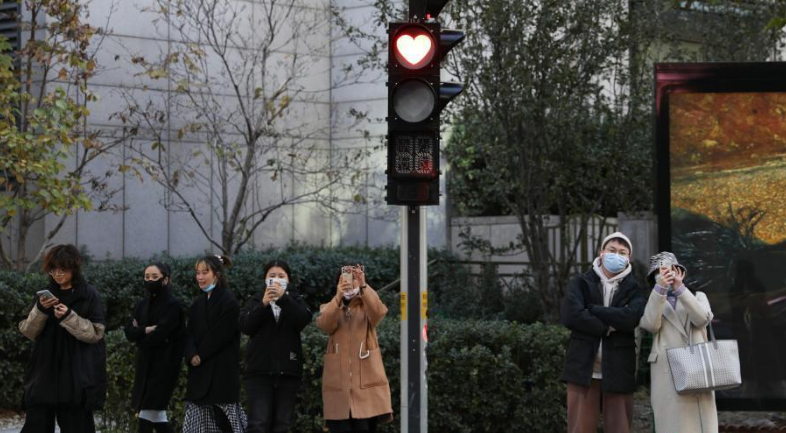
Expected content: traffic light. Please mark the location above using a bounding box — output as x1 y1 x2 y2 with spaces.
385 8 464 206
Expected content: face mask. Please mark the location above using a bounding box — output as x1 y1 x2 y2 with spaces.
603 253 628 274
144 278 165 294
343 287 360 300
202 279 216 293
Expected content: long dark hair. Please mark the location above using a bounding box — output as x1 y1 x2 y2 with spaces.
42 244 85 286
195 254 232 291
145 262 172 284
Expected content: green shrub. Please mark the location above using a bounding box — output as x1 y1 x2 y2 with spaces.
0 271 49 408
101 318 565 433
427 320 568 433
0 247 570 432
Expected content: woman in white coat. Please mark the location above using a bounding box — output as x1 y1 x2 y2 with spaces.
639 252 718 433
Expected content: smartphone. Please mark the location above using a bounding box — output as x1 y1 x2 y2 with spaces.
341 266 354 286
658 258 674 271
36 289 55 299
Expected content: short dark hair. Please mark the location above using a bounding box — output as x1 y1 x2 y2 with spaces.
42 244 84 285
195 255 232 291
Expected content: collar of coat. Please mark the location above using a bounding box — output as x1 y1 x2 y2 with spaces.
580 268 638 307
203 284 227 303
661 294 691 340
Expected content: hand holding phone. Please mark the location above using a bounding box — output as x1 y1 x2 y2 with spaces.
337 266 354 298
657 259 675 287
36 289 55 299
341 266 354 286
36 289 59 310
262 286 278 307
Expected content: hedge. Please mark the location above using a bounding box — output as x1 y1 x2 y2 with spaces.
100 318 567 433
0 247 569 432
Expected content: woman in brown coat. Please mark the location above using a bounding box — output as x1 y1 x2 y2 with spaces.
316 265 393 433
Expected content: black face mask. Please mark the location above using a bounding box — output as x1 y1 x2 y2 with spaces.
144 278 165 294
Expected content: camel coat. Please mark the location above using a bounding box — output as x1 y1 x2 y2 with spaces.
315 286 393 421
639 288 719 433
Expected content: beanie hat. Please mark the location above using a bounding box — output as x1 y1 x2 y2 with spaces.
601 232 633 256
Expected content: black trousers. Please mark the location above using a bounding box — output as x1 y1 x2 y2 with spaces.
139 418 174 433
326 416 378 433
245 375 301 433
21 405 95 433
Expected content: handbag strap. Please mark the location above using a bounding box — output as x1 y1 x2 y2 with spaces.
686 313 715 349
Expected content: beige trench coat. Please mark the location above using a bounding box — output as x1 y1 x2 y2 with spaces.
639 289 719 433
315 286 393 422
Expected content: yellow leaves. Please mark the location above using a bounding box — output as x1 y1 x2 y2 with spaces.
279 95 291 110
148 67 167 80
182 55 200 73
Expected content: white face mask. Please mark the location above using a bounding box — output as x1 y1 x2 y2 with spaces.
343 287 360 300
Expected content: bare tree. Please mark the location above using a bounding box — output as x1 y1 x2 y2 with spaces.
116 0 370 254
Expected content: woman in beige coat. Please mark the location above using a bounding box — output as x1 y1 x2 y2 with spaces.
639 252 718 433
316 265 393 433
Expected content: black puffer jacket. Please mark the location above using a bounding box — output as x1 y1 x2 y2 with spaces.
184 285 241 405
560 268 645 394
124 285 186 411
239 289 312 378
20 281 107 410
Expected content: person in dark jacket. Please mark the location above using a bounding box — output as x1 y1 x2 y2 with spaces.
560 232 645 433
183 254 246 433
124 262 186 433
18 244 107 433
240 259 312 433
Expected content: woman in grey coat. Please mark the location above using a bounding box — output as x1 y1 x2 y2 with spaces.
639 252 718 433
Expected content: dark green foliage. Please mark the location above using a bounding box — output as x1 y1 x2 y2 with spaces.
427 320 569 433
102 318 567 433
0 271 48 409
0 248 569 432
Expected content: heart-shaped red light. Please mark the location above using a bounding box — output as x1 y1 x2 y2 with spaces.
396 34 433 66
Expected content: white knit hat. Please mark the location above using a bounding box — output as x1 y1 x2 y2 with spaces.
601 231 633 256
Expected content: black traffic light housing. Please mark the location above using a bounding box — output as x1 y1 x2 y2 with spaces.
385 12 464 206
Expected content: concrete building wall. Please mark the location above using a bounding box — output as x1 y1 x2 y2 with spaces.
19 0 445 262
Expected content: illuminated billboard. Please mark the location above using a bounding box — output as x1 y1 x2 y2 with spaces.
656 63 786 410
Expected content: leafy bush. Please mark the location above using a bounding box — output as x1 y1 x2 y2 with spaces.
101 318 565 433
427 320 568 433
0 247 570 432
0 271 49 408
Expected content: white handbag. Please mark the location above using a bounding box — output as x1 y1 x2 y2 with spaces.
666 320 742 395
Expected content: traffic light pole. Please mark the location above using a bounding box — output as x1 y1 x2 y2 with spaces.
400 205 427 433
390 2 461 431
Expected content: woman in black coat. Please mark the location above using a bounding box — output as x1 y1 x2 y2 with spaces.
240 259 312 433
183 255 246 433
18 244 107 433
124 262 186 433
